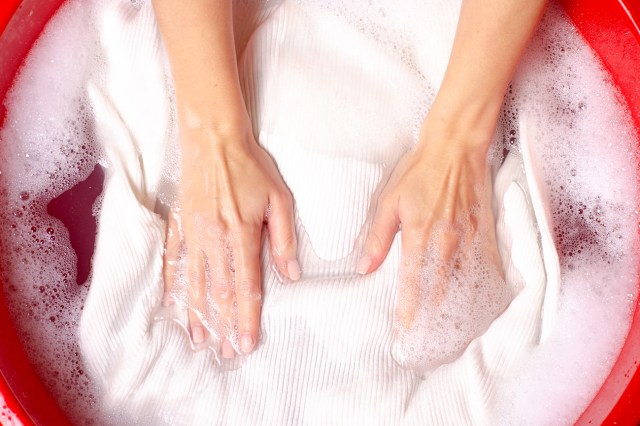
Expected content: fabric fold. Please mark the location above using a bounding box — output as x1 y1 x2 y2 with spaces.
79 1 560 424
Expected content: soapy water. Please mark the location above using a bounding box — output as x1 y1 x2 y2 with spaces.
0 1 102 423
0 391 22 426
492 8 640 422
392 212 513 372
155 204 383 362
156 208 243 361
0 0 638 425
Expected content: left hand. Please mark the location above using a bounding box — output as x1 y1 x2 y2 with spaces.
356 123 505 368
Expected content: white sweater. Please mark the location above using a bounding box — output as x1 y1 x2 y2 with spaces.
79 1 559 424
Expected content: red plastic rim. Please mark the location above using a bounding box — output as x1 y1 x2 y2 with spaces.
0 1 639 424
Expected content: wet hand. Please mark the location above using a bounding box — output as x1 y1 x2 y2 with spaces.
163 126 299 359
357 125 505 369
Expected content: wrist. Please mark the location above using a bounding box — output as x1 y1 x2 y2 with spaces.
178 107 253 149
419 88 503 154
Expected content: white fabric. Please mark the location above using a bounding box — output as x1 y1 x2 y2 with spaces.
79 1 560 424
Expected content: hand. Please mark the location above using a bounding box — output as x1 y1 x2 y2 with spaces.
163 126 299 359
357 125 508 370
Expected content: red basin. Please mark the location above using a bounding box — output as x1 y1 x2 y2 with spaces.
0 0 638 424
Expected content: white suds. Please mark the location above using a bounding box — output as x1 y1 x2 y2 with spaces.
0 1 637 424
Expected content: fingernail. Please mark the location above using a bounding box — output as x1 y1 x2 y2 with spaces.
240 333 255 353
287 259 301 281
222 339 236 359
356 255 371 275
192 325 205 344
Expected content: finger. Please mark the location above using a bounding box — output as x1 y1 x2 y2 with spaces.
201 222 235 359
187 248 208 345
429 228 459 305
267 192 300 281
162 209 182 306
357 195 399 274
475 202 503 273
203 226 235 326
395 222 429 331
231 224 263 354
396 224 459 330
220 337 236 360
436 226 460 264
188 308 208 346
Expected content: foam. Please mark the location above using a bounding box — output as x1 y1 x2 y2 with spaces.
156 208 243 359
495 6 640 424
392 213 513 372
0 1 102 423
0 0 638 424
0 391 22 426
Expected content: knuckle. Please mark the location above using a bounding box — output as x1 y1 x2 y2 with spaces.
213 280 232 301
276 232 296 253
468 215 479 234
377 192 393 210
203 222 223 240
367 231 386 254
188 279 205 300
416 224 433 241
227 212 244 229
188 261 203 281
282 193 294 212
445 229 459 244
274 190 293 209
234 230 261 253
236 277 262 302
196 219 226 245
243 221 263 237
402 232 430 253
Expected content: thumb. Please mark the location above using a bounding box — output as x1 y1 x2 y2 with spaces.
357 196 399 275
266 193 300 281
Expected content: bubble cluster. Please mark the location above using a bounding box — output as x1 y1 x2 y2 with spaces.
156 210 244 363
391 211 511 372
0 395 20 426
494 4 640 424
0 0 638 425
0 0 103 424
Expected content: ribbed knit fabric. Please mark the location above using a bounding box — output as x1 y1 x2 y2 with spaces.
78 1 560 424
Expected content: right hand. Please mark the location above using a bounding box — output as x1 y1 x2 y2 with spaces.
163 124 299 359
